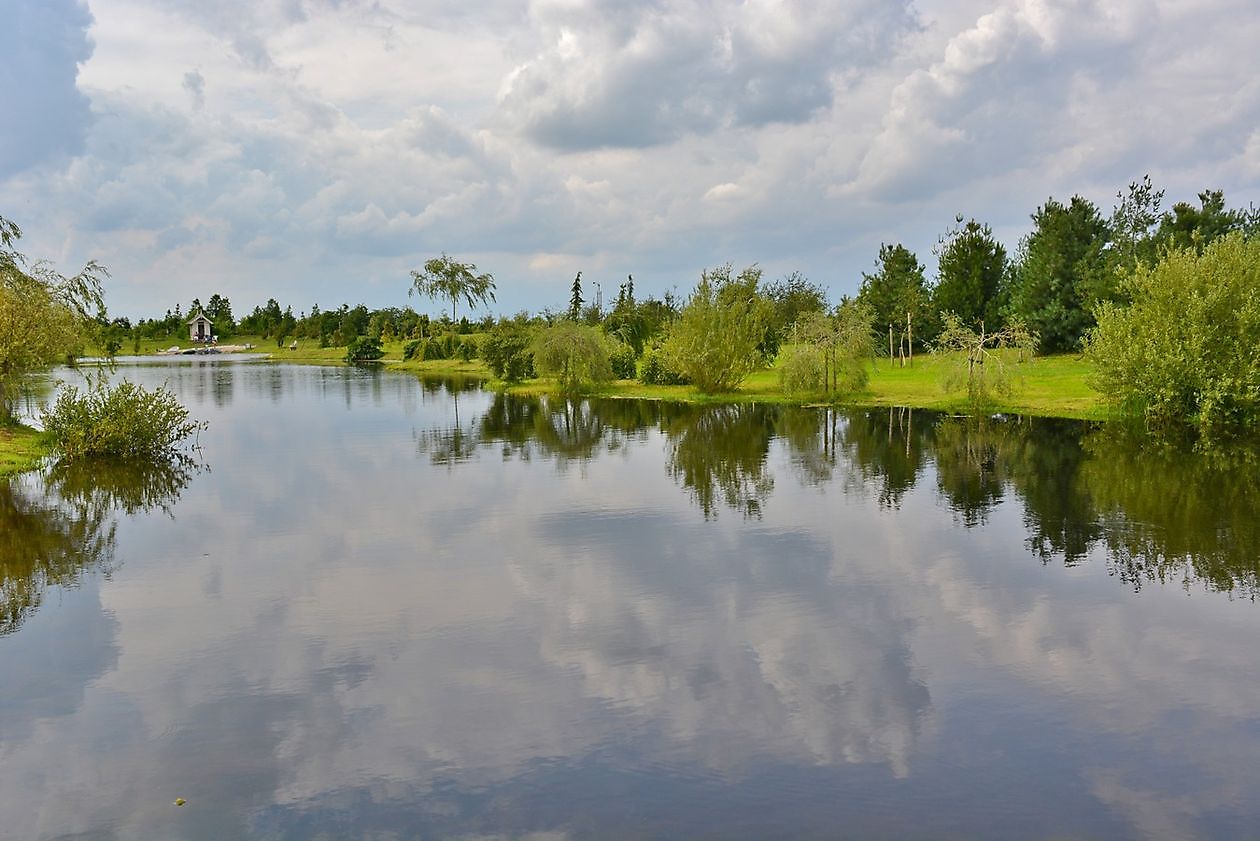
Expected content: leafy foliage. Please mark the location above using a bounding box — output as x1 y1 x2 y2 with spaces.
1007 196 1111 353
480 324 536 382
932 216 1009 331
345 335 384 362
410 254 496 322
41 381 205 461
857 243 934 349
639 346 689 385
934 313 1037 406
608 342 638 379
530 323 614 393
1155 189 1249 254
1086 233 1260 433
763 271 828 342
1109 175 1165 275
1 216 106 419
663 264 770 393
782 302 874 396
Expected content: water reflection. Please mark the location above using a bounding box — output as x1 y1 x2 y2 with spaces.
5 366 1260 841
1 457 196 636
415 394 1260 594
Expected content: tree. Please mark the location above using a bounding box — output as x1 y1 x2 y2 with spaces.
1086 232 1260 433
663 264 771 393
345 336 384 362
1155 189 1245 254
568 271 584 320
1007 196 1111 353
205 293 235 338
1109 175 1165 275
934 312 1037 406
932 216 1009 330
0 216 106 419
530 322 613 393
764 271 828 340
481 323 536 382
410 254 496 323
857 243 933 352
781 301 874 396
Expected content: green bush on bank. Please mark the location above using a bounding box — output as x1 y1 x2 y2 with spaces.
480 325 536 382
345 336 384 362
41 381 205 461
1086 232 1260 433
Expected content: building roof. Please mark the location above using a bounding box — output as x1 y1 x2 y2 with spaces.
187 311 212 324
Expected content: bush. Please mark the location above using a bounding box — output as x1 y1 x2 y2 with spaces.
403 338 423 360
662 264 771 393
639 347 689 385
530 323 613 393
481 325 536 381
779 346 825 394
345 336 384 362
41 381 205 461
609 342 638 379
1086 232 1260 432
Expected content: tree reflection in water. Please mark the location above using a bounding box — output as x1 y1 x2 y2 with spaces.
1 456 197 636
411 386 1260 595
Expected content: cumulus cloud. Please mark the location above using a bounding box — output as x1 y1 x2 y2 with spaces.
499 0 918 149
0 0 1258 317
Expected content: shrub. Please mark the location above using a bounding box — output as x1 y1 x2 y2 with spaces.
779 346 825 394
481 325 536 381
402 338 423 360
639 347 689 385
609 342 638 379
530 323 613 393
662 264 771 393
345 336 384 362
1086 232 1260 432
41 381 205 461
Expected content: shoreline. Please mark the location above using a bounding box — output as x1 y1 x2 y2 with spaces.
2 350 1108 478
0 423 47 479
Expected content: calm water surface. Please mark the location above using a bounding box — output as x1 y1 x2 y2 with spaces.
3 359 1260 840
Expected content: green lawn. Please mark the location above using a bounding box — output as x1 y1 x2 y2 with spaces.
109 333 1108 420
388 348 1106 420
0 422 47 478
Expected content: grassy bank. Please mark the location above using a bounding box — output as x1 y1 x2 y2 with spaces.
387 350 1106 420
117 335 1106 421
0 422 47 478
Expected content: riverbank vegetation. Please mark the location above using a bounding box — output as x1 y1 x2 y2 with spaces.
2 215 205 472
98 176 1256 433
6 174 1260 480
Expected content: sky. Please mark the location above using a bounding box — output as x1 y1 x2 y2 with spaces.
2 0 1259 320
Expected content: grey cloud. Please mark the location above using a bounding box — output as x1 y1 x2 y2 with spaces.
182 69 205 110
500 0 918 150
0 0 95 179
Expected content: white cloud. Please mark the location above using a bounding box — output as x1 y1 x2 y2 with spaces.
0 0 1257 317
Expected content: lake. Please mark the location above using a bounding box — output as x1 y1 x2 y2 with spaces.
3 359 1259 841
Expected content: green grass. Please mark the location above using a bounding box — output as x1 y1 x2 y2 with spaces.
111 333 1108 420
395 349 1106 420
849 352 1108 420
0 421 48 478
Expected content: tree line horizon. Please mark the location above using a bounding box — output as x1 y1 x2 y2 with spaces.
114 177 1256 352
6 174 1260 433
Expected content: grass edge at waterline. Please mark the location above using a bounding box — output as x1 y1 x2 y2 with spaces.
0 422 48 478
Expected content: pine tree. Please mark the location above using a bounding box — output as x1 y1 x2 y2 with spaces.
568 271 584 320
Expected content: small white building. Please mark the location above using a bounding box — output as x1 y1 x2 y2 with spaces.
188 311 214 343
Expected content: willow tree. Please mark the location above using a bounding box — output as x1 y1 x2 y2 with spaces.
0 216 106 420
409 254 496 323
664 264 770 393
